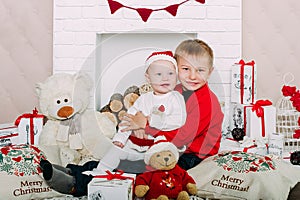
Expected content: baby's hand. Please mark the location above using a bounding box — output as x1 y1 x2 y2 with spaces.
113 141 124 148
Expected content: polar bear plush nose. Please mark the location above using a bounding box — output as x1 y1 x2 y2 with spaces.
57 106 74 118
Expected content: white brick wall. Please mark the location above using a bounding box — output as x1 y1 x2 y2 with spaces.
53 0 242 123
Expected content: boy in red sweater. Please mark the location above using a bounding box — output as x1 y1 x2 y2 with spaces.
120 39 224 170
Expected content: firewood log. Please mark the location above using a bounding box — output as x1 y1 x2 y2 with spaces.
109 93 124 112
123 85 140 110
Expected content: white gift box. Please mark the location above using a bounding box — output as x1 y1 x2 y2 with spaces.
231 60 257 104
268 133 284 158
219 137 268 156
244 101 276 139
88 172 135 200
0 123 19 146
14 109 44 145
229 101 276 139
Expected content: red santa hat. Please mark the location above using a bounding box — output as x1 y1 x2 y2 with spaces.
144 135 179 165
145 51 177 73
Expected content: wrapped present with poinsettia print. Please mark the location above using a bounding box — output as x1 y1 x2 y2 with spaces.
231 59 257 104
88 170 136 200
229 100 276 139
14 108 44 145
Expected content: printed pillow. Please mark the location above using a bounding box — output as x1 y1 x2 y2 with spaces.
0 144 64 200
188 151 300 200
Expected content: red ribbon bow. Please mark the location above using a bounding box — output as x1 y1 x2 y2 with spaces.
235 59 255 104
237 59 255 67
14 108 43 126
94 170 134 182
251 99 272 117
244 100 272 137
94 170 135 195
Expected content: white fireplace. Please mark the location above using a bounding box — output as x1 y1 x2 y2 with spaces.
52 0 242 123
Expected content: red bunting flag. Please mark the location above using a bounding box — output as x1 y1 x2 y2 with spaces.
106 0 205 22
107 0 123 14
136 8 153 22
164 4 180 16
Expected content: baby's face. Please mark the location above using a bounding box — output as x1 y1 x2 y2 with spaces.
145 60 177 95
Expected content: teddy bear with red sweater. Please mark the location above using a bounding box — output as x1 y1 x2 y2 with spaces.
134 136 197 200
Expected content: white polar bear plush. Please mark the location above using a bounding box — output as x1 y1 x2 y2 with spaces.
35 72 116 166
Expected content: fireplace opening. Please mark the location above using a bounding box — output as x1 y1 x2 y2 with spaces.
95 33 197 110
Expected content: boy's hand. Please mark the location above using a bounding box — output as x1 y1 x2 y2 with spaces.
113 141 124 148
119 112 147 132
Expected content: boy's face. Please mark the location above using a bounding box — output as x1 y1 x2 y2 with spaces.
177 54 213 91
145 60 177 95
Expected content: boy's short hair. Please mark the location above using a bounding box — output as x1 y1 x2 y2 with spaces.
174 39 214 68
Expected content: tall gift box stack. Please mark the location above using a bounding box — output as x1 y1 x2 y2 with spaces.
227 60 278 155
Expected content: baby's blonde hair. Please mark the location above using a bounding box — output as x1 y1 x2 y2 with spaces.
175 39 214 68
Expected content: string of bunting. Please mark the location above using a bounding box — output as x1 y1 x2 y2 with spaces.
107 0 206 22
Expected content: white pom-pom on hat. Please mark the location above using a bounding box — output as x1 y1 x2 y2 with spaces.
145 51 177 73
144 135 179 165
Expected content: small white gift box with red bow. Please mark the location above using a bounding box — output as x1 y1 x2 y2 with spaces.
0 123 19 146
244 100 276 139
14 108 44 145
88 171 136 200
219 137 268 156
231 59 257 104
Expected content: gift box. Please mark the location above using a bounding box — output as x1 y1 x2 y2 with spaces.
14 108 44 145
268 133 284 158
88 171 136 200
231 59 257 104
229 100 276 139
244 100 276 139
219 137 268 156
0 123 19 146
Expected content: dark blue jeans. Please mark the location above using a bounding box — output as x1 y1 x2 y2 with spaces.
178 153 203 170
66 160 98 197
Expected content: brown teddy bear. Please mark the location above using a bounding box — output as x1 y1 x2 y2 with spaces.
134 136 197 200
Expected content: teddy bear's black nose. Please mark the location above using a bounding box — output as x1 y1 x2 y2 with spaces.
164 157 169 162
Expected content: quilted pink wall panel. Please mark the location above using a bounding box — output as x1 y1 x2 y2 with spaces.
243 0 300 104
0 0 53 123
